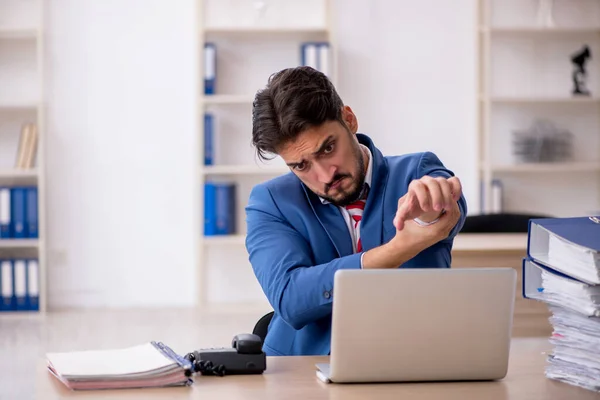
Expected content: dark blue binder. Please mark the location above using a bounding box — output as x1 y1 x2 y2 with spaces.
204 113 214 166
0 187 10 238
204 183 217 236
27 259 39 311
522 257 600 317
204 182 236 236
215 183 235 235
26 187 38 238
13 259 28 311
10 188 26 238
527 216 600 285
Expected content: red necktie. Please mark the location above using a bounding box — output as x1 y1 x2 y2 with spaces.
345 198 367 252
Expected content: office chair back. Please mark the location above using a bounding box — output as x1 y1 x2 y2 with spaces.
253 311 274 344
460 212 551 233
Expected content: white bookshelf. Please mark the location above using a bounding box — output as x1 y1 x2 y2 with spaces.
197 0 336 310
477 0 600 217
0 0 46 313
202 95 254 105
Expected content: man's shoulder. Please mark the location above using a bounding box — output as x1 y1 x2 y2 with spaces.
249 171 302 200
384 151 443 173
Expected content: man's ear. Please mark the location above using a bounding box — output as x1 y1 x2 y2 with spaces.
341 106 358 134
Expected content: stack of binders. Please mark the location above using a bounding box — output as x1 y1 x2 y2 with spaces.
523 216 600 392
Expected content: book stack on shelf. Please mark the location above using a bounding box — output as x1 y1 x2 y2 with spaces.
196 0 336 309
523 216 600 392
0 0 45 313
478 0 600 217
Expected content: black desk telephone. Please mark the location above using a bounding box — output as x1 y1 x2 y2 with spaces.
184 333 266 377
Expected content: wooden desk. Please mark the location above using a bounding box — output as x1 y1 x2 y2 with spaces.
452 233 552 337
38 338 598 400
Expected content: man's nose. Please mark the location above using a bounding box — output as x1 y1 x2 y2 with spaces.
313 161 335 184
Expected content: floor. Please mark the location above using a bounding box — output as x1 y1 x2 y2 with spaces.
0 308 268 399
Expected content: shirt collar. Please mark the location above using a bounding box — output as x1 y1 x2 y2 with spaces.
319 144 373 205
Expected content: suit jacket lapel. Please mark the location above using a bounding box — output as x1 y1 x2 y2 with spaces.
358 135 389 251
304 190 354 258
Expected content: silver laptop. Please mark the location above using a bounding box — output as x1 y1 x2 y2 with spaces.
316 267 516 383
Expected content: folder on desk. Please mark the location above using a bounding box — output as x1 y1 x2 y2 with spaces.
527 217 600 285
522 258 600 318
46 341 193 390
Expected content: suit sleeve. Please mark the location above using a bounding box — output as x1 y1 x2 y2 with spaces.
417 151 468 240
245 184 362 330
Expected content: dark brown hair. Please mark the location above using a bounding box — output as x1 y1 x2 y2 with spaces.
251 66 344 161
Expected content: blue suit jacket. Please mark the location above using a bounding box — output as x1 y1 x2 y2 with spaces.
245 134 467 356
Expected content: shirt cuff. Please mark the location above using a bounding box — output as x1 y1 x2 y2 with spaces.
360 252 365 269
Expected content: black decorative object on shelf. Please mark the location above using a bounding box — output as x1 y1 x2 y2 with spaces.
571 45 592 96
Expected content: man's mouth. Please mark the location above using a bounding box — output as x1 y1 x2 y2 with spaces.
329 177 345 190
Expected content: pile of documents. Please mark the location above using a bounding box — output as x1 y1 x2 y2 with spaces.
546 306 600 391
523 216 600 392
46 341 193 390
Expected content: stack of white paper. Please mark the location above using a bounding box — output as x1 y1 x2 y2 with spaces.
545 306 600 392
540 269 600 317
46 342 193 390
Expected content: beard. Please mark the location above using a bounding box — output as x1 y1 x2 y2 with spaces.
319 143 367 207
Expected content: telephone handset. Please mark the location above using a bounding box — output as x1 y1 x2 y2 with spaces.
184 333 266 376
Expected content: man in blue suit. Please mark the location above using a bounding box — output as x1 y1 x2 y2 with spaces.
245 66 467 356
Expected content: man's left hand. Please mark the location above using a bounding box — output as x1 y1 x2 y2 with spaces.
393 176 462 231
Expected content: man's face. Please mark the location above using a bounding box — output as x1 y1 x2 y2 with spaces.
278 107 367 207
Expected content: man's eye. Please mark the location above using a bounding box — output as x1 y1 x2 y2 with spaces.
294 162 307 171
323 143 334 154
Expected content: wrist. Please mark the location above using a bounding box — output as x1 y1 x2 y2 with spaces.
362 237 417 269
414 209 445 225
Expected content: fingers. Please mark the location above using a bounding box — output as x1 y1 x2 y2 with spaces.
448 176 462 202
409 179 431 212
435 177 454 210
421 176 443 212
394 195 414 230
394 175 463 231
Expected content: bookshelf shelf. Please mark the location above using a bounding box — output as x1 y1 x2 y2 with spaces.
0 28 38 39
0 169 38 185
202 95 255 105
201 165 289 175
480 26 600 35
490 162 600 173
205 27 327 35
486 96 600 104
203 234 246 245
0 169 38 178
0 239 40 249
0 103 39 110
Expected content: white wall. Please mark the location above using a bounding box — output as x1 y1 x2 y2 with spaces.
334 0 478 215
44 0 477 308
45 0 199 308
